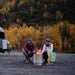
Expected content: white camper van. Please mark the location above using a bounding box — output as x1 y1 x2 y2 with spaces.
0 27 10 53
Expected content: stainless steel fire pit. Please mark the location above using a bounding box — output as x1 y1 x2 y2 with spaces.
33 54 43 65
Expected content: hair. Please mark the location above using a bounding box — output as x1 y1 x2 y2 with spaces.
46 43 51 47
46 44 50 47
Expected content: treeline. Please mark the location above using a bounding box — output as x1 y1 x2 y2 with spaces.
0 0 75 28
5 21 75 53
0 0 75 53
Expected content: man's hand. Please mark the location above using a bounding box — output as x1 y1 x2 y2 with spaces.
28 51 31 54
33 50 36 54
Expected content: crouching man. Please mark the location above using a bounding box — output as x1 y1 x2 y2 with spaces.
24 38 36 63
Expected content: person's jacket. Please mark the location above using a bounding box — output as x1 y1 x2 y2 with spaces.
24 43 36 52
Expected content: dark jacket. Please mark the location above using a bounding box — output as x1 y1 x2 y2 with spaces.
24 43 36 52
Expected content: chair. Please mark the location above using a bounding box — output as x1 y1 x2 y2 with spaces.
22 47 33 63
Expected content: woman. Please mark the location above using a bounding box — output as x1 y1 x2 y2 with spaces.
42 38 54 65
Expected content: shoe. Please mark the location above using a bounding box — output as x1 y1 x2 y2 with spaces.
25 59 29 64
46 62 54 66
46 62 51 66
50 63 54 65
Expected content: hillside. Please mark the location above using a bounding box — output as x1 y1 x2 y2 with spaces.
0 0 75 52
0 0 75 27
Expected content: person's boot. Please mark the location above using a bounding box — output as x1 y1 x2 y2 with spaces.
46 62 51 66
25 59 29 64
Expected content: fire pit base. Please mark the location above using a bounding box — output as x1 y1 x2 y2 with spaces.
33 54 43 65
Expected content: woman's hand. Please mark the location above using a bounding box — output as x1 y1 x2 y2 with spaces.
44 49 47 52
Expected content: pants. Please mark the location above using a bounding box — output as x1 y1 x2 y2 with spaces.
25 51 34 59
43 52 48 63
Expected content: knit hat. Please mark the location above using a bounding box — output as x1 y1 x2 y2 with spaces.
45 38 50 42
28 38 33 42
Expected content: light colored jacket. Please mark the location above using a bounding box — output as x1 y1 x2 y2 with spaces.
42 43 53 53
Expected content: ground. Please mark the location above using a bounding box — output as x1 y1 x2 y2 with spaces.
0 52 75 75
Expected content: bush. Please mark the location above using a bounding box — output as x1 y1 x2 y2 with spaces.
4 21 75 53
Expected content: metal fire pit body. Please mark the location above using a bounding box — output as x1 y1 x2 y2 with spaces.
33 54 43 65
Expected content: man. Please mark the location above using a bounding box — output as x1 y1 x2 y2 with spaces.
24 38 36 63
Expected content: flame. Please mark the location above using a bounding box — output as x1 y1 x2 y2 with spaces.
37 49 42 55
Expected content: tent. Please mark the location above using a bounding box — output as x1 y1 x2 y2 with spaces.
0 27 5 39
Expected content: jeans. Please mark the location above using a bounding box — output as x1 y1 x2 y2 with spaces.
43 51 48 63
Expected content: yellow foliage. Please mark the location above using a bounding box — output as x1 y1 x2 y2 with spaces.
18 0 24 6
45 26 62 51
5 27 18 48
10 0 16 8
4 24 62 51
44 4 47 8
